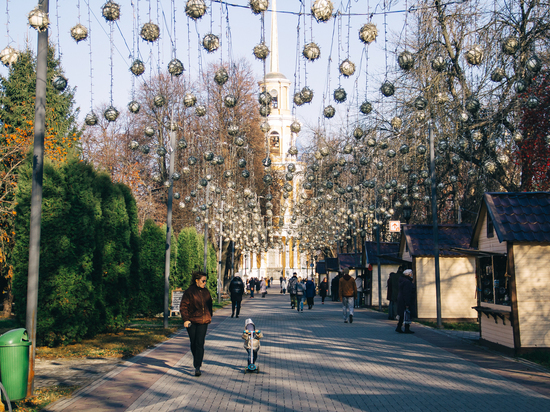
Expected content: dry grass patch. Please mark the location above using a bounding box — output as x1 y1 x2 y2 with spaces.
9 386 79 412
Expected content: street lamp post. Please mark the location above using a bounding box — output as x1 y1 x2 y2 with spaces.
27 0 49 397
163 129 176 329
429 124 443 328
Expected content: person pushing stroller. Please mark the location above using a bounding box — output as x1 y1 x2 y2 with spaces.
242 318 263 372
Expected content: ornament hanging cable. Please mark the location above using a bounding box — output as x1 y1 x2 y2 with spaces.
56 0 62 61
110 17 115 107
157 0 161 75
5 0 9 45
131 0 136 101
293 4 302 115
87 0 94 112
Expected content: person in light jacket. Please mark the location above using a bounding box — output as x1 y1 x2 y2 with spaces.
260 278 267 298
281 277 287 294
180 271 213 377
296 278 306 312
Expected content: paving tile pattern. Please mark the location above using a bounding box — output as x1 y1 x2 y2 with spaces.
46 293 550 411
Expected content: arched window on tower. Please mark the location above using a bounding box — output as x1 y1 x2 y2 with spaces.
270 89 278 109
270 131 280 154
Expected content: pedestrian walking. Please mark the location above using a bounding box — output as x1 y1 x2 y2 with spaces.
248 278 255 298
288 272 298 309
396 269 415 334
260 278 267 298
305 277 316 309
355 275 364 308
296 278 306 312
255 278 261 293
331 274 340 301
281 277 287 294
387 268 402 320
229 274 245 318
180 271 213 377
319 277 328 304
339 268 357 323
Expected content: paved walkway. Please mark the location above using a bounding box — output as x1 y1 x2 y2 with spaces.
45 291 550 411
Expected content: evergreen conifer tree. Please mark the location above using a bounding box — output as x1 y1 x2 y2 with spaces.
138 220 165 315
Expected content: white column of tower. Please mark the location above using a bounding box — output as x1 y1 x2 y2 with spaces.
270 0 279 74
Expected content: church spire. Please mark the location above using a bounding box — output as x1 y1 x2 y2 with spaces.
269 0 279 74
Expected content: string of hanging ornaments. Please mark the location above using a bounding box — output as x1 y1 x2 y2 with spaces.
1 1 20 67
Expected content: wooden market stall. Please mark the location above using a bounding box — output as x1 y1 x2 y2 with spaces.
398 224 477 321
364 242 401 307
471 192 550 354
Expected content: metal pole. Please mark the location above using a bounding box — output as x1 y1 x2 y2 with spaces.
217 201 223 303
376 224 382 312
231 223 235 278
203 191 209 273
163 129 176 329
27 0 49 397
429 124 442 328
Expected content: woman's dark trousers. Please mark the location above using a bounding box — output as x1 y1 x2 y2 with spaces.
187 323 209 368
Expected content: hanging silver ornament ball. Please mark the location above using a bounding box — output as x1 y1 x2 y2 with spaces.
185 0 207 20
526 96 539 109
242 170 251 179
284 182 293 192
156 146 167 156
249 0 269 14
144 126 156 137
141 145 150 154
238 158 247 168
154 94 166 107
359 156 369 166
104 106 119 122
178 139 188 149
545 135 550 145
465 96 480 113
512 131 523 143
288 163 296 173
253 43 270 60
224 95 238 108
188 156 198 165
195 105 206 117
260 121 271 133
202 34 220 53
451 154 462 164
459 111 469 122
324 105 336 118
379 139 389 150
431 54 445 72
300 87 314 103
387 149 397 158
438 140 449 152
376 161 384 170
490 68 505 82
214 68 229 85
399 144 410 154
290 121 301 133
259 104 271 117
168 58 184 76
391 116 402 130
497 154 509 165
172 172 181 181
465 45 483 65
526 54 542 73
204 151 214 162
70 23 88 42
435 92 449 104
129 141 139 150
303 42 321 61
263 174 273 185
398 51 414 71
501 36 519 55
262 157 272 167
353 127 364 140
234 136 245 146
367 137 376 147
228 124 240 136
288 146 299 155
333 87 347 103
140 22 160 42
416 144 427 155
380 81 395 97
258 91 272 106
184 93 197 107
471 130 483 143
174 193 181 200
414 96 428 110
293 92 304 106
339 59 356 77
285 172 294 181
359 23 378 44
152 173 162 183
128 100 140 113
28 7 50 32
514 79 527 93
360 100 373 115
0 46 19 67
52 75 68 91
223 170 233 178
484 160 497 174
130 59 145 76
85 112 98 126
311 0 334 23
101 1 121 22
320 146 330 156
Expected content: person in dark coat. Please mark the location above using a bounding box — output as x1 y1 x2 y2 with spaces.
229 275 245 318
248 278 255 298
396 269 414 334
331 275 340 301
305 278 316 309
387 267 403 320
319 277 329 304
255 278 261 292
180 271 213 376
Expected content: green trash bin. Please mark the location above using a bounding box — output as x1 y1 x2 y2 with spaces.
0 328 31 401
